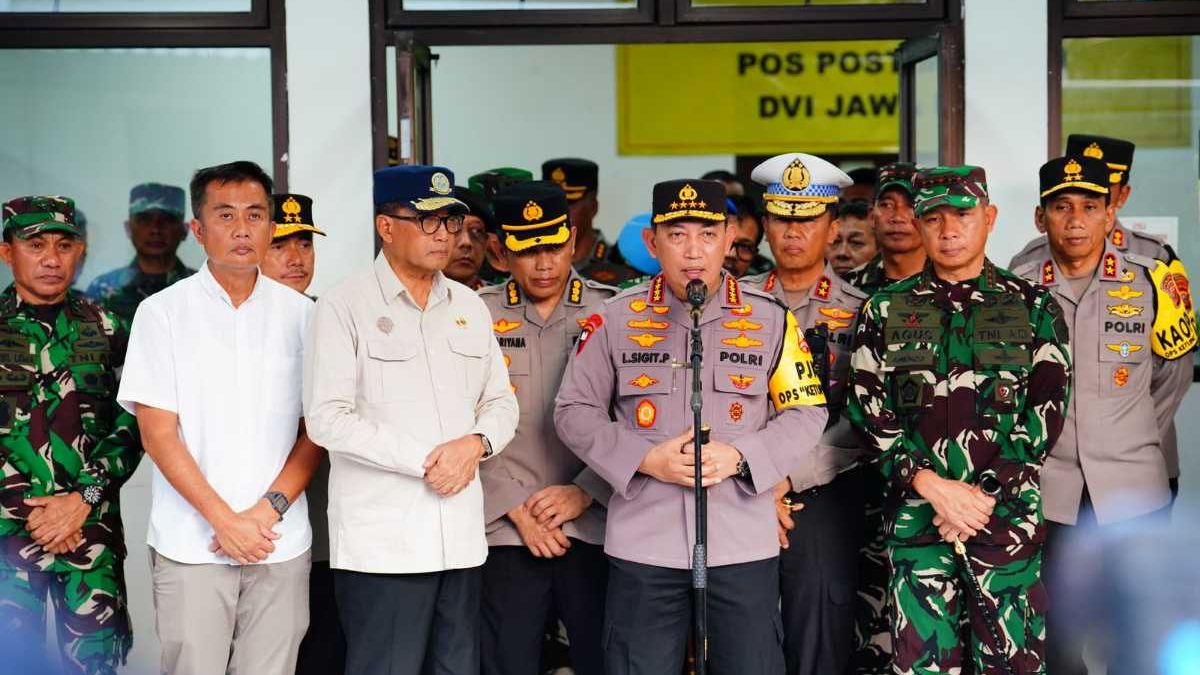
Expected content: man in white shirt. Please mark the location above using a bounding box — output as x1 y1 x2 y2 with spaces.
304 165 518 675
118 161 322 675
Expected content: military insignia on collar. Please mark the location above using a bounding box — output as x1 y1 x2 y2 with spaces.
455 316 468 329
721 333 763 349
1111 227 1126 248
728 373 755 390
1107 304 1144 319
723 318 762 331
1113 365 1130 388
782 158 811 191
569 279 583 304
506 281 521 306
729 401 744 423
649 275 666 306
1102 252 1118 280
731 304 753 317
635 399 657 428
493 318 522 334
1105 341 1142 357
814 277 831 300
1106 285 1143 300
1042 260 1056 285
628 333 666 348
628 318 669 330
430 172 452 195
725 275 741 307
629 373 658 389
764 271 778 293
377 316 394 334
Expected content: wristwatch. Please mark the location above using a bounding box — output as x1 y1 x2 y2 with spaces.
736 452 752 481
263 491 290 519
79 485 104 507
477 434 494 459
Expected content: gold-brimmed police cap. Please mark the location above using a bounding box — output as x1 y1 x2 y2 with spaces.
1065 134 1135 186
542 158 598 202
751 152 852 219
271 193 326 239
493 181 571 253
1039 156 1110 201
651 179 726 225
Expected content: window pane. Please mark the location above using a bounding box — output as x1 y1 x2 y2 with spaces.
690 0 923 9
0 0 250 11
914 55 939 167
402 0 633 11
0 48 273 297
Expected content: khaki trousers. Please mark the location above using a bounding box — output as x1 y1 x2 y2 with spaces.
150 549 311 675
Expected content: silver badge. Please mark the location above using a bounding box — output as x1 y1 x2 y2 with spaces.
377 316 394 334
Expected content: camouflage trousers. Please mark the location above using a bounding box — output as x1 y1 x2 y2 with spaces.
890 543 1046 675
0 559 132 675
849 482 892 675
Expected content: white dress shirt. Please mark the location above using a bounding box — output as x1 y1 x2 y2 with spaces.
304 254 518 574
117 263 314 565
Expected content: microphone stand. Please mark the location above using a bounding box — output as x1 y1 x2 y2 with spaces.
689 294 708 675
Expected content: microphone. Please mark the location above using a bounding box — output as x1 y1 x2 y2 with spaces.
686 279 707 320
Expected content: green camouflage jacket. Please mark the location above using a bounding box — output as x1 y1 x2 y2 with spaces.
84 256 196 322
0 286 142 572
845 260 1072 547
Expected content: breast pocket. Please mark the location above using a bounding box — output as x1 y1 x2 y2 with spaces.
972 345 1031 421
71 366 117 435
883 347 937 417
448 333 491 400
713 365 769 432
617 365 672 433
365 338 422 402
0 370 32 435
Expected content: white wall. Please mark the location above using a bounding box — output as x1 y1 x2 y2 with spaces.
429 45 735 244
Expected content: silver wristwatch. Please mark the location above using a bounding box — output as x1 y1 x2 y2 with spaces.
477 434 493 459
264 491 290 518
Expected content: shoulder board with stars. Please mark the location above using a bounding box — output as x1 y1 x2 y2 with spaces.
569 278 584 304
505 280 522 307
725 274 742 307
648 275 666 306
764 270 778 293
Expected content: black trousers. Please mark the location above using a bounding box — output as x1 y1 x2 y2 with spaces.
297 561 347 675
335 565 482 675
481 541 608 675
778 467 865 675
1044 491 1169 675
604 556 785 675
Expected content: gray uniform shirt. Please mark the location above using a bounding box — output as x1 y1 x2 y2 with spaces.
477 271 615 547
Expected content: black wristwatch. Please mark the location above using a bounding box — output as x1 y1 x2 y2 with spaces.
736 453 752 481
79 485 104 507
477 434 494 459
264 491 290 519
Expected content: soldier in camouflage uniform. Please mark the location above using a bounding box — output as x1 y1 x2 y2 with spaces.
1009 134 1187 500
85 182 196 321
840 162 926 675
0 196 141 675
846 167 1072 675
741 152 868 675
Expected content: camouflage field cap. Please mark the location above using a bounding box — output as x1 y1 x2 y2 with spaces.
468 167 533 202
2 195 81 238
913 166 989 217
129 182 186 219
874 162 918 200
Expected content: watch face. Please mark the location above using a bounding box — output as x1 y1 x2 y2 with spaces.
82 484 104 506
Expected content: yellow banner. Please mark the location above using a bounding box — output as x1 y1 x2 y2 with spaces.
617 41 902 156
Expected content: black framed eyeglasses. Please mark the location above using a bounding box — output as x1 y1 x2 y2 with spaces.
729 241 758 262
383 212 465 235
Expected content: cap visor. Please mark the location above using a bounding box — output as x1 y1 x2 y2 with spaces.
273 223 327 239
411 196 468 213
10 222 82 239
875 180 914 199
914 194 978 217
1039 182 1109 199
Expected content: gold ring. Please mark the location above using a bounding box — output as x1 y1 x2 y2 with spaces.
781 496 794 507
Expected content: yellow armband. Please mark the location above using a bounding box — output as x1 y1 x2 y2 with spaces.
1149 258 1198 360
768 310 827 410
